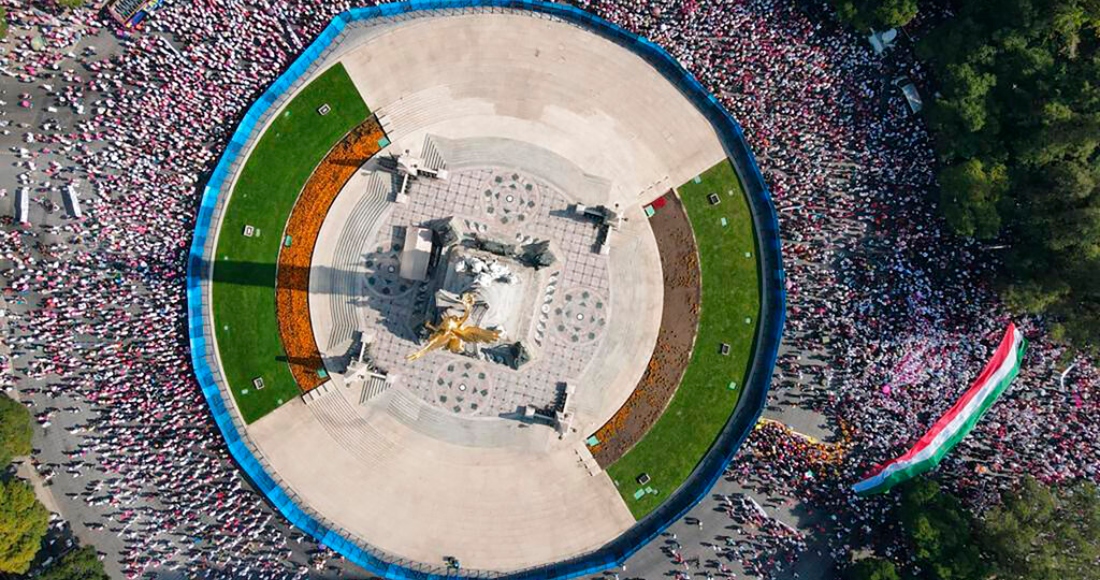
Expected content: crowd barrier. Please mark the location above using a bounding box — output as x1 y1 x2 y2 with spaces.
186 2 786 579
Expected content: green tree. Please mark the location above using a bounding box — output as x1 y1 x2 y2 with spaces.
980 477 1100 580
898 479 988 580
0 395 33 467
844 557 902 580
920 0 1100 351
1017 117 1100 167
832 0 919 31
938 158 1008 239
56 0 85 9
1045 160 1096 200
1059 300 1100 352
1003 279 1069 314
0 7 8 41
938 64 998 134
0 478 49 574
37 546 109 580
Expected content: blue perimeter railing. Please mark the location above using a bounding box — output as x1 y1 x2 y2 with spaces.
186 1 786 579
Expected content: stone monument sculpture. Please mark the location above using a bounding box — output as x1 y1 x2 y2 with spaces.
406 292 502 361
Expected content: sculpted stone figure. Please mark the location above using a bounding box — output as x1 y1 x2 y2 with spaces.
406 293 501 361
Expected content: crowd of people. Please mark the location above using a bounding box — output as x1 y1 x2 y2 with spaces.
579 0 1099 576
1 1 364 577
0 0 1097 579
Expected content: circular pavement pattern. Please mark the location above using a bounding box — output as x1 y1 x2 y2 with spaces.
481 170 541 226
433 360 495 415
551 286 609 345
194 4 783 579
363 247 414 299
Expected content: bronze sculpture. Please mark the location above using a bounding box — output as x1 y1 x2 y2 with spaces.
406 293 501 361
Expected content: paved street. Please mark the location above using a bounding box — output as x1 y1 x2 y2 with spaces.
0 9 363 578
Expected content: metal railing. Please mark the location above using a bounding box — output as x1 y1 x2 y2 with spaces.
185 2 785 579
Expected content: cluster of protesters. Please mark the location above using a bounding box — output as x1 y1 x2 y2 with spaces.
1 0 1096 579
1 1 361 578
578 0 1098 577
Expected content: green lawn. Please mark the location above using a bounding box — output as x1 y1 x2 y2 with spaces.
211 63 369 424
606 159 761 519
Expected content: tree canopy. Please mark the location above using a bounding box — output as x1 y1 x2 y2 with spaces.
0 395 33 467
0 478 49 574
919 0 1100 351
857 477 1100 580
844 557 902 580
898 479 988 580
37 546 109 580
832 0 919 31
980 477 1100 580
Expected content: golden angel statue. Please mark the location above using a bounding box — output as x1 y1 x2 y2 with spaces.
406 293 501 361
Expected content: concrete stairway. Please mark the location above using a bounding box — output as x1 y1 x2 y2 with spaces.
359 374 390 405
385 388 549 451
307 387 398 465
373 87 487 142
324 173 391 351
420 135 447 171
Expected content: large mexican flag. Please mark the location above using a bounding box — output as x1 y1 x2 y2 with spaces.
853 323 1027 496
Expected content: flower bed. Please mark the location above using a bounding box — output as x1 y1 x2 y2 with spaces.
589 192 702 467
275 116 388 393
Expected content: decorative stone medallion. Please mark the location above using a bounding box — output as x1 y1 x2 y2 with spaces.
482 171 540 226
550 287 608 345
433 360 494 415
364 246 416 299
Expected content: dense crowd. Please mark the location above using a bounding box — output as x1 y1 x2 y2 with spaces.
580 0 1099 576
580 0 1099 577
0 0 1096 579
1 1 361 578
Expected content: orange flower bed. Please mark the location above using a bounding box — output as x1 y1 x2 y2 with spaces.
588 193 702 467
275 116 388 393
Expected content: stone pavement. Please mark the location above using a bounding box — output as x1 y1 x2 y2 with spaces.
354 165 613 416
250 387 635 572
339 12 728 209
236 11 731 573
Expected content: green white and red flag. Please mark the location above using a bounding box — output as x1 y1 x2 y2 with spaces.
852 323 1027 496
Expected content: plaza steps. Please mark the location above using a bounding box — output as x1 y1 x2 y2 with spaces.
359 374 390 405
388 389 468 443
431 137 497 169
307 387 398 465
420 135 447 171
432 135 612 202
369 51 648 133
574 443 602 476
377 112 395 136
366 168 393 199
386 387 422 422
385 387 549 451
377 89 467 129
324 173 392 351
374 88 486 143
301 381 335 404
377 74 575 141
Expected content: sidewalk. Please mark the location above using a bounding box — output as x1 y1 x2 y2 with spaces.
13 456 62 514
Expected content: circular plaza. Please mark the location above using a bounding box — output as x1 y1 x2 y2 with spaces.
191 3 784 577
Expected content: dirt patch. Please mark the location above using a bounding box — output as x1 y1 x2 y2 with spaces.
275 116 387 393
589 192 701 467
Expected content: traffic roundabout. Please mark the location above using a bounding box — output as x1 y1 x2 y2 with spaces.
187 2 785 577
